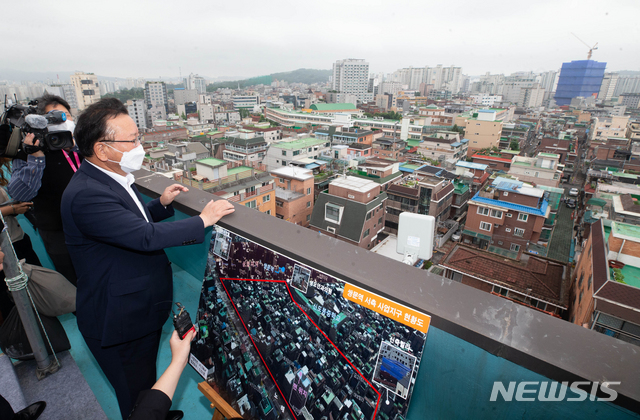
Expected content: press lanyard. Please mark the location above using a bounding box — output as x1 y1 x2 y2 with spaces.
62 150 81 173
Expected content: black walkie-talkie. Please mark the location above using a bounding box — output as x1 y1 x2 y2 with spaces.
172 302 196 340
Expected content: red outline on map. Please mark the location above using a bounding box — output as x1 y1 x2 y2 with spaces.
221 277 382 419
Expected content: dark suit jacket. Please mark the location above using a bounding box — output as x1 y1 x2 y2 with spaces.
61 162 204 346
127 389 171 420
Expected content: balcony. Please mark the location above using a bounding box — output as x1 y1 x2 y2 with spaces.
8 168 640 420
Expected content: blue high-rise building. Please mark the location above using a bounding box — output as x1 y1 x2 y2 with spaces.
554 60 606 106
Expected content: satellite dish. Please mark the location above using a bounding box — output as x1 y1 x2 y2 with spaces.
397 213 435 264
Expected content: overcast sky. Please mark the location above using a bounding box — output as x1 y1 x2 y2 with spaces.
2 0 638 81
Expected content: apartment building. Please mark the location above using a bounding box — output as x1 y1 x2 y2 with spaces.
455 110 503 156
332 59 373 102
372 136 407 160
464 177 549 257
145 82 168 127
126 99 147 131
69 71 101 110
270 167 315 226
310 176 387 249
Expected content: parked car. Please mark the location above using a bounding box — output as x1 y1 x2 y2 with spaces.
569 188 579 197
566 199 576 208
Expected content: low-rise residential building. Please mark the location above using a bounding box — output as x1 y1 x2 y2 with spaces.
264 137 330 171
163 141 210 170
384 166 455 234
611 194 640 225
417 105 455 126
209 165 275 216
315 127 375 146
471 153 512 172
142 126 188 144
591 115 630 141
310 176 387 249
464 177 549 258
270 167 315 226
372 136 407 160
351 158 403 192
417 132 468 167
233 95 259 110
507 152 562 188
569 220 640 345
440 244 568 317
221 137 268 163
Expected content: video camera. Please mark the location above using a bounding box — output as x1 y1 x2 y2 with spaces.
0 99 75 157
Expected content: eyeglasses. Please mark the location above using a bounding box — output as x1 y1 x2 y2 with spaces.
101 135 142 146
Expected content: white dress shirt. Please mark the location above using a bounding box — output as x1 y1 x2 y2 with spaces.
85 160 149 222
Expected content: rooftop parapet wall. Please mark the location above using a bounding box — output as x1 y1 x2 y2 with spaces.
134 169 640 417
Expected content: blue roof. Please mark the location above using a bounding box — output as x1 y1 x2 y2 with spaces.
492 176 523 191
456 161 488 170
471 192 549 217
305 163 320 169
461 138 469 144
451 142 463 147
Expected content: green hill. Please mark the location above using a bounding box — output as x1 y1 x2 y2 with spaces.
207 68 331 91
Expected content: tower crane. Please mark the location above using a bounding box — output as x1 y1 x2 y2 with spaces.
571 33 598 60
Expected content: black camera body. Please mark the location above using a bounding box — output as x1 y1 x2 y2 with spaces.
0 103 75 157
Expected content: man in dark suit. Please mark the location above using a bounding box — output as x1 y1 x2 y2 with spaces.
61 98 234 419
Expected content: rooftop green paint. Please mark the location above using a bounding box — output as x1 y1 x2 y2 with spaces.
197 158 226 167
612 221 640 240
271 137 327 150
310 103 356 111
227 166 262 176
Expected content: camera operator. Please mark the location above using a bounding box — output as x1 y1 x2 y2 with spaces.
7 94 81 286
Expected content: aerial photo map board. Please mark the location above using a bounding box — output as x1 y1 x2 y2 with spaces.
190 226 431 419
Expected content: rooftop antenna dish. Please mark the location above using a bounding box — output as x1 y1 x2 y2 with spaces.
571 33 598 60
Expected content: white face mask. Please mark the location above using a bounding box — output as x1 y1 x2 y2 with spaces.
105 143 145 173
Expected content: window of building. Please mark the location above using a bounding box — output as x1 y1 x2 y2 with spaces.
477 207 489 216
266 210 271 215
490 209 503 219
306 214 310 222
282 160 287 166
362 229 370 239
492 285 508 296
579 291 583 303
263 195 270 203
281 150 287 156
327 226 336 234
587 275 592 290
514 228 525 237
480 222 492 231
325 203 343 223
245 200 257 209
510 243 520 252
517 213 528 222
306 201 311 208
307 187 311 195
279 178 284 183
